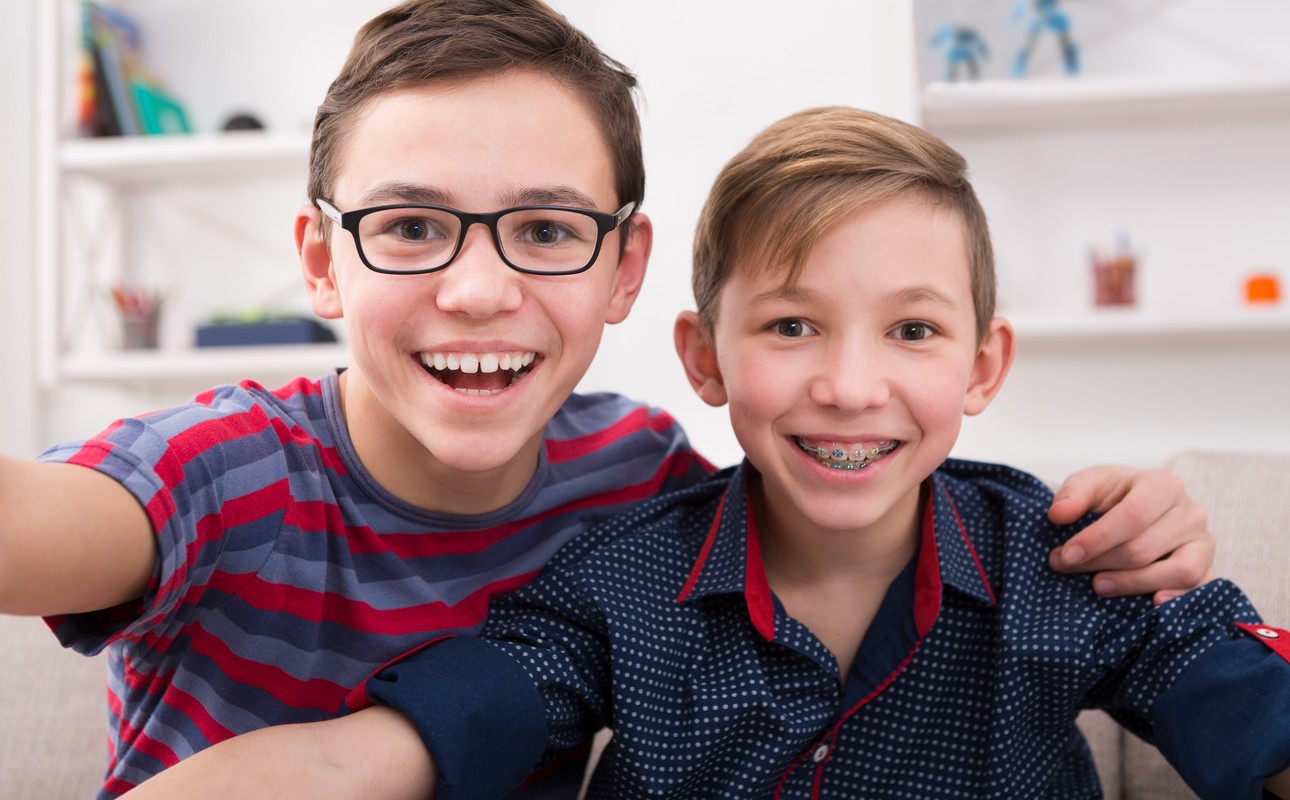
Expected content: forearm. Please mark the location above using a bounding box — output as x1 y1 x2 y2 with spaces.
1267 768 1290 799
0 457 154 615
122 707 436 799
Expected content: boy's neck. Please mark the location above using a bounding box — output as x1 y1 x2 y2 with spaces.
753 479 924 678
753 479 923 588
336 370 543 515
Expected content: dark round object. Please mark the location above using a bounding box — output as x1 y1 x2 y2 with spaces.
222 113 266 132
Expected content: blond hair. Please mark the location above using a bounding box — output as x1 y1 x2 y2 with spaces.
691 106 995 339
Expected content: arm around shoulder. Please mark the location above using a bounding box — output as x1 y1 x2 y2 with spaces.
121 706 437 800
0 456 155 616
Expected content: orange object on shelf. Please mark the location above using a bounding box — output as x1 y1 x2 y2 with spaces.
1245 273 1282 305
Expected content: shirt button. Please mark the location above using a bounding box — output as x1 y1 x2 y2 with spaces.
1256 627 1280 640
812 744 830 763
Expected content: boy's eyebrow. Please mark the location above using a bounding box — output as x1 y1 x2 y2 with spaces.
508 186 602 210
889 286 961 310
751 283 962 309
358 182 452 207
355 182 600 211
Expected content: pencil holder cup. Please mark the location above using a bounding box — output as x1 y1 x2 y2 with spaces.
121 310 160 349
1092 252 1136 307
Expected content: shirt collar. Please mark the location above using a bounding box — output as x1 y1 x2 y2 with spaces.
676 461 996 643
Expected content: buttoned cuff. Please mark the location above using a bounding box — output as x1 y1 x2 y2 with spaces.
1152 630 1290 800
364 636 549 800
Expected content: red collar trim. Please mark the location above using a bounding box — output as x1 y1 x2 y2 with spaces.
676 493 725 604
914 490 943 636
743 492 776 641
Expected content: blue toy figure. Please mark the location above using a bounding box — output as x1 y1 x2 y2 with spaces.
931 24 989 82
1012 0 1079 76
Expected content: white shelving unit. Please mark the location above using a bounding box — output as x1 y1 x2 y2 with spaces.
918 66 1290 480
34 2 347 401
919 74 1290 346
58 131 313 184
922 74 1290 132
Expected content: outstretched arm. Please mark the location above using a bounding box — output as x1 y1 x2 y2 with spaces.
0 457 155 616
121 706 436 799
1047 464 1214 604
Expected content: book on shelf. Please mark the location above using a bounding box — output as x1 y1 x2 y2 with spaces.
78 1 192 138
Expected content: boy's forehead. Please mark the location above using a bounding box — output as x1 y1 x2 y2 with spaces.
331 71 617 205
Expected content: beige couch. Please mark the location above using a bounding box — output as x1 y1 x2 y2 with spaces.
1077 450 1290 800
3 450 1287 799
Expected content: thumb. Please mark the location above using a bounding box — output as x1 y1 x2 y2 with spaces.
1048 466 1131 524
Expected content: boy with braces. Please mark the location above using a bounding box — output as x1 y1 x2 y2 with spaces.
124 105 1290 799
1 1 1221 796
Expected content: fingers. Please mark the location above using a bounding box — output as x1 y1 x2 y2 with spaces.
1049 467 1203 567
1047 464 1217 601
1049 539 1216 601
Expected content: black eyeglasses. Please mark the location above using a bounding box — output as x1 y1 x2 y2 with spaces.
315 198 635 276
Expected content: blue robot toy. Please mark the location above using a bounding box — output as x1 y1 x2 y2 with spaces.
1012 0 1080 76
931 24 990 82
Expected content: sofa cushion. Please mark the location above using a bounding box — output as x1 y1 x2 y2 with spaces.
1123 450 1290 800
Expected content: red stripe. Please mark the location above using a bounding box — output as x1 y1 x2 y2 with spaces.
186 624 348 712
677 494 726 603
743 492 776 641
1236 622 1290 663
914 492 944 637
161 683 236 745
204 567 536 636
65 442 112 470
344 634 455 712
775 639 927 799
545 407 677 463
341 450 701 558
942 481 996 606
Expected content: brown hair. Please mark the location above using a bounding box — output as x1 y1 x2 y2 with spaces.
691 106 995 340
309 0 643 227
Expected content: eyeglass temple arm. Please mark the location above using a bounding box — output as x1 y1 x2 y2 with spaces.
315 199 343 224
614 201 636 226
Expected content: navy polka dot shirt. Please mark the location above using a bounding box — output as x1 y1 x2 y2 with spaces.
366 459 1290 799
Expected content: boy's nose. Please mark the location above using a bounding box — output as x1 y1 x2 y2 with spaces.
807 341 891 411
433 225 524 318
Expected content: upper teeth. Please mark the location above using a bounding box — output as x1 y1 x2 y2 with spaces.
796 437 899 469
421 351 536 374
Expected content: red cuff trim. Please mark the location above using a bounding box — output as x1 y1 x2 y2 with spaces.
342 634 455 712
1235 623 1290 664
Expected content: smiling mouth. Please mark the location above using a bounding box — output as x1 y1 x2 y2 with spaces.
794 437 900 470
419 350 536 396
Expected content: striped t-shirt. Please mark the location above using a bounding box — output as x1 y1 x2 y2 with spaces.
39 372 710 798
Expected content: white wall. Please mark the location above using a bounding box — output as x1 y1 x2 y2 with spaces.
16 1 1290 481
29 0 917 468
1 0 38 458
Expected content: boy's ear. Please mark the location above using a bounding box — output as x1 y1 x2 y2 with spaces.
604 212 653 325
296 203 343 320
674 310 728 407
964 316 1015 416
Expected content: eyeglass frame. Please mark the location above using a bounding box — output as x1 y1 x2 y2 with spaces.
314 198 637 276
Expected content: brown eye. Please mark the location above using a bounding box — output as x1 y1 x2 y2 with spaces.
775 319 815 337
898 323 932 341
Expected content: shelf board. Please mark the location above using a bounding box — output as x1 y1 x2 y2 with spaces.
1006 307 1290 345
59 131 311 184
921 75 1290 133
58 343 349 384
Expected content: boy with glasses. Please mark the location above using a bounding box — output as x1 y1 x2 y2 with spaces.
1 1 1217 797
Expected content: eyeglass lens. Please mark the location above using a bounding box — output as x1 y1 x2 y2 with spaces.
356 207 604 273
